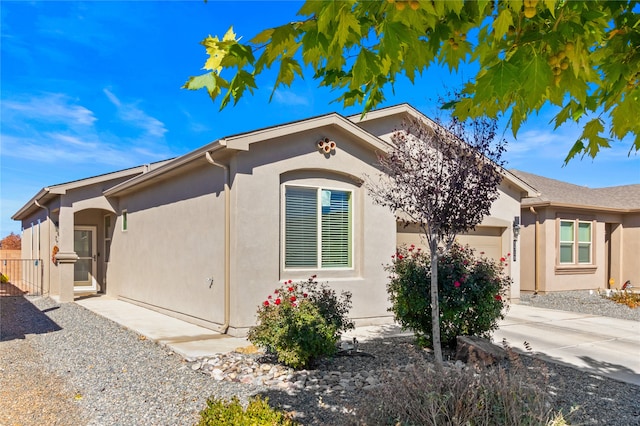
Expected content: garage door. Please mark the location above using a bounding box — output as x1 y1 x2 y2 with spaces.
397 224 504 262
455 227 504 262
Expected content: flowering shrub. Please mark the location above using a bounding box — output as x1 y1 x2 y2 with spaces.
386 243 510 348
0 273 8 284
247 276 354 369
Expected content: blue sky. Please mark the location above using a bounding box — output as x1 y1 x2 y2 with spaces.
1 1 639 237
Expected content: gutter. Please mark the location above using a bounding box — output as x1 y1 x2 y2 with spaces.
34 200 51 296
529 207 539 294
205 151 230 334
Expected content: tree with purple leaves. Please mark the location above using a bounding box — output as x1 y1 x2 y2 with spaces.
369 115 506 364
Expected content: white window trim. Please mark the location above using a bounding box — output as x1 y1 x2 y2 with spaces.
282 183 354 271
577 220 592 264
104 214 112 263
121 209 128 232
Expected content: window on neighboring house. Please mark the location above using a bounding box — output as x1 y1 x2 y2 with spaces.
122 210 128 232
284 185 352 269
559 220 592 264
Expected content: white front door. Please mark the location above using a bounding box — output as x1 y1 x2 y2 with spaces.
74 226 98 292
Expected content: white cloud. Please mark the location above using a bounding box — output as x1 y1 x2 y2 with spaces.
272 89 310 107
2 93 97 127
103 88 167 138
0 92 173 167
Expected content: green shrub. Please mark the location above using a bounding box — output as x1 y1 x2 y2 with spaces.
198 395 298 425
248 276 354 369
386 243 510 348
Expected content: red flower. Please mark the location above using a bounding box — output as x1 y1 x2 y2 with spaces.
268 295 272 299
290 296 297 302
288 286 294 292
303 293 308 298
495 295 502 301
500 257 506 262
275 298 281 305
398 254 404 260
287 279 292 284
274 289 279 294
263 300 270 306
391 255 395 259
454 281 461 288
507 253 511 257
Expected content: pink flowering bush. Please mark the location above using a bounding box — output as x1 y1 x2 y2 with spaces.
247 276 353 369
386 243 510 348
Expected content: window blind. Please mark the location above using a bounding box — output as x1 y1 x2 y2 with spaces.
285 187 318 267
321 190 351 267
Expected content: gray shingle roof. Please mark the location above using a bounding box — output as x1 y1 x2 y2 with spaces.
510 169 640 210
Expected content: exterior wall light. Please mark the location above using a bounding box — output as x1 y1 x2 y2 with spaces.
513 216 521 238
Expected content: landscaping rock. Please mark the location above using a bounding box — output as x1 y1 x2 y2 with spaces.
455 335 506 367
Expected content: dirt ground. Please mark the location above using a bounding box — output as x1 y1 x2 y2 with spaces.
0 296 85 426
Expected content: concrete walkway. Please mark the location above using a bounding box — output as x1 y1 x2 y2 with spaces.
76 296 640 386
76 296 250 359
493 304 640 386
76 296 411 359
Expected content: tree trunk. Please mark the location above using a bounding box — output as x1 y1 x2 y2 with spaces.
430 241 443 365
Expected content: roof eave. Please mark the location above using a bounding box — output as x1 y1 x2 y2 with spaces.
522 200 634 213
104 141 225 197
11 186 67 220
501 169 539 197
223 113 392 153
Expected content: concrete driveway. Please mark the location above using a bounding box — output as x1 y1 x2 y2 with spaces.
493 304 640 386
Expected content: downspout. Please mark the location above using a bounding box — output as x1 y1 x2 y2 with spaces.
529 207 539 294
205 151 230 334
34 200 51 296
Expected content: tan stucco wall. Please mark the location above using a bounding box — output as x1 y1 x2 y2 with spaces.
107 163 227 327
17 174 139 300
353 113 402 143
227 125 397 333
622 213 640 286
519 206 638 293
18 210 56 296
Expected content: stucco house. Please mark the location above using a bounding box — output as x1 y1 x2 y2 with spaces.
13 104 535 336
512 170 640 293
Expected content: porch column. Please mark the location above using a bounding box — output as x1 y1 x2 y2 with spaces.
56 204 77 302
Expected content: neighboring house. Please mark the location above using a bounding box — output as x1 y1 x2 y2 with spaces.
512 170 640 293
13 104 535 336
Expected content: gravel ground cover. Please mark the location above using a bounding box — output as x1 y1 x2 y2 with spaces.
520 290 640 322
0 291 638 425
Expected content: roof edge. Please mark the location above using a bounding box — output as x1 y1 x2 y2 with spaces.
522 200 637 214
12 163 166 221
104 141 225 197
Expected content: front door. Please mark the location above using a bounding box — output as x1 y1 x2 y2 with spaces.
74 226 97 292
